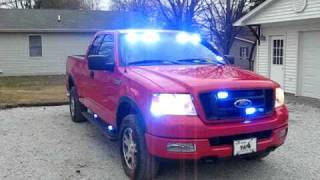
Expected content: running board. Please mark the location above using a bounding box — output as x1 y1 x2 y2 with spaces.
82 112 117 140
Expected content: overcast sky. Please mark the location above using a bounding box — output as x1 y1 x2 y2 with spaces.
100 0 112 10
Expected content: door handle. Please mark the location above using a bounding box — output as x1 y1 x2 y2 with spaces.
90 71 95 79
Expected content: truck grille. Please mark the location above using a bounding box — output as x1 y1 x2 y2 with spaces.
199 89 274 121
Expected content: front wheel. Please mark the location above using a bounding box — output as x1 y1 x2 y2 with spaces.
119 115 159 180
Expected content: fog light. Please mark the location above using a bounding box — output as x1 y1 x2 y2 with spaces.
94 114 98 118
167 143 196 153
279 128 288 138
107 125 114 131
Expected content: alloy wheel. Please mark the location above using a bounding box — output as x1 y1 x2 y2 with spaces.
122 127 138 170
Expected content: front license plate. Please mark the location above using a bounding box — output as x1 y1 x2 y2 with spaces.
233 138 257 156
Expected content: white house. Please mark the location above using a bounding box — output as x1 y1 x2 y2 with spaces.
0 9 145 76
234 0 320 99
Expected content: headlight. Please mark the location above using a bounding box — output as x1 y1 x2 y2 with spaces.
275 88 285 108
150 94 197 116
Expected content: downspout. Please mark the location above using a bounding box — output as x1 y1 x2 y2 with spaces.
247 25 261 71
248 41 257 71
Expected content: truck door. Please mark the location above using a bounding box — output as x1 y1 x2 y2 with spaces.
91 33 120 124
82 34 105 112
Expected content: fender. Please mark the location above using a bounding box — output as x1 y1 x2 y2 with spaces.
66 75 75 92
116 96 147 132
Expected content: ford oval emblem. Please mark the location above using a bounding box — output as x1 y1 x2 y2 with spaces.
234 99 252 108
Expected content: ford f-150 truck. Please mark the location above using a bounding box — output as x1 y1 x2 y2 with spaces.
66 29 288 180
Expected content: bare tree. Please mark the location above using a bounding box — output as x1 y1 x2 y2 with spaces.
112 0 203 30
112 0 150 13
200 0 265 55
111 0 160 27
155 0 202 30
0 0 33 9
0 0 101 9
81 0 101 10
34 0 80 9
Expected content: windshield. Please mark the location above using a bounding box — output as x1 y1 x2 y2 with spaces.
119 32 225 66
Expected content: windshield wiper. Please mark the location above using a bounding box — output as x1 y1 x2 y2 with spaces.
176 58 224 65
128 59 180 66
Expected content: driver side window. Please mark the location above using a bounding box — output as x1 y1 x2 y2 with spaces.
98 34 114 63
89 35 104 56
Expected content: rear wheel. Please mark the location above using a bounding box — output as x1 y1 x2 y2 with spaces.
119 115 159 180
69 87 87 123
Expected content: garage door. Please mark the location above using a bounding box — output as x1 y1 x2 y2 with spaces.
301 31 320 99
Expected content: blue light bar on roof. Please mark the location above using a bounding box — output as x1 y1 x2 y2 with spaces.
190 34 201 44
125 32 139 43
142 31 160 43
124 31 202 44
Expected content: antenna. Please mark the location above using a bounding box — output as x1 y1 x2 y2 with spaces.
123 34 128 73
124 49 128 73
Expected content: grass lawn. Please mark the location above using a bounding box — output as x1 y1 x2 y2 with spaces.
0 75 68 109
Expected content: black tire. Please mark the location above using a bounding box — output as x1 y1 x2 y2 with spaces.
119 115 159 180
69 87 87 123
245 151 270 160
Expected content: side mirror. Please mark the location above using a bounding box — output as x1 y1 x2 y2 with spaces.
224 55 235 65
88 55 114 71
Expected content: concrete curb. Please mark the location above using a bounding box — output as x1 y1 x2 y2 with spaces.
0 102 69 110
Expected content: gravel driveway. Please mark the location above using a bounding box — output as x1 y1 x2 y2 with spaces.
1 96 320 180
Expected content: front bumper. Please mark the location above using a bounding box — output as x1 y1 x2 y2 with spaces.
145 125 288 160
145 106 288 160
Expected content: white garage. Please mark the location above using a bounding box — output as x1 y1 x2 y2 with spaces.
300 31 320 99
235 0 320 99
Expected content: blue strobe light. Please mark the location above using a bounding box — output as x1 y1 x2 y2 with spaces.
217 91 229 99
245 107 257 115
107 125 114 131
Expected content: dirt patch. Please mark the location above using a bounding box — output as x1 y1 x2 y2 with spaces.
0 75 68 109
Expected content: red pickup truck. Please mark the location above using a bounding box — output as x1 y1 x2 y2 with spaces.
66 29 288 179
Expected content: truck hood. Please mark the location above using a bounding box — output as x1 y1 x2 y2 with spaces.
130 65 278 92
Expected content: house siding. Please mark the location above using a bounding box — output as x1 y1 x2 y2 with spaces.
255 20 320 94
246 0 320 25
255 31 271 77
0 32 94 76
229 40 256 70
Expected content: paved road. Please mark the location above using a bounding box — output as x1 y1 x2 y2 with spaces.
0 99 320 180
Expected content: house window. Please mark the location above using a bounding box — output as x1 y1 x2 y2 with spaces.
272 39 284 65
240 46 249 60
29 35 42 57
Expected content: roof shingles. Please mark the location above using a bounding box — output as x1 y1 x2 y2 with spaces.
0 9 147 32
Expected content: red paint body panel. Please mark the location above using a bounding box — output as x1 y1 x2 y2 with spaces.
66 30 289 160
145 125 288 159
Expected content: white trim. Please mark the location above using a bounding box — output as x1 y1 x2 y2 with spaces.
297 31 304 96
234 0 276 26
235 37 255 44
269 35 286 89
